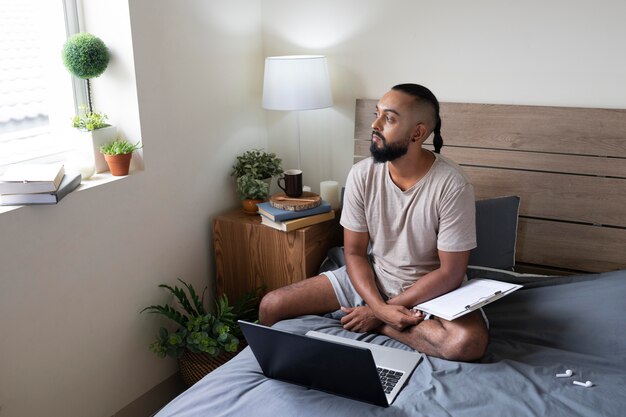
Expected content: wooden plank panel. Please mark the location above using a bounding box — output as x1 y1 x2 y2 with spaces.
438 147 626 179
356 141 626 178
355 98 375 141
465 166 626 227
355 99 626 157
439 102 626 157
355 139 369 158
517 218 626 272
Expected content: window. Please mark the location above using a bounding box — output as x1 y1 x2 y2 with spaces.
0 0 83 169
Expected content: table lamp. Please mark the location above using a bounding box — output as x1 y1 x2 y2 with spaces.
262 55 333 170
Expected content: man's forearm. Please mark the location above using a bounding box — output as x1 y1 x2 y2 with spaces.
388 250 470 308
344 253 387 310
344 253 424 330
387 269 452 307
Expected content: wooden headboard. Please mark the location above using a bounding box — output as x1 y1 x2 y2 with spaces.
354 99 626 274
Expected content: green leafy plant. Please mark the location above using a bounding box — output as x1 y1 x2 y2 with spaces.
71 106 109 131
142 280 264 359
231 149 282 200
231 149 283 180
99 138 142 155
61 32 110 113
62 33 109 79
235 175 269 200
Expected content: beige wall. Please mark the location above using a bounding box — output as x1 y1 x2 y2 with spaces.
0 1 265 416
1 1 625 416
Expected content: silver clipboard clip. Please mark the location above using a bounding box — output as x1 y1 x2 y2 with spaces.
464 290 503 311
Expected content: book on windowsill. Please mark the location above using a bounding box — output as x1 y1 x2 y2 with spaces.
0 171 81 206
413 278 522 321
0 163 65 194
257 200 332 222
260 210 335 232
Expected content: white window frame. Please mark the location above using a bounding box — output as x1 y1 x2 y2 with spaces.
0 0 87 171
63 0 88 115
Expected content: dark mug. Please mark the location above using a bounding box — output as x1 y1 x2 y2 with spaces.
277 169 303 198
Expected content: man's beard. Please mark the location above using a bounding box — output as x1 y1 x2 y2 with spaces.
370 131 410 163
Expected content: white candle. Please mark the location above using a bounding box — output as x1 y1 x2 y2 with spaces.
320 180 340 209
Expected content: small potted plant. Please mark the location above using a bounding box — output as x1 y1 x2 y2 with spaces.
71 106 117 174
236 175 271 213
99 138 142 176
142 279 263 386
62 33 115 174
231 149 283 213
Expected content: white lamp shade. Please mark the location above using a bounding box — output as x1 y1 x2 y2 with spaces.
262 55 333 111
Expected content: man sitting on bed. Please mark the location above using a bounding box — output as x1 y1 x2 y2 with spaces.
259 83 488 362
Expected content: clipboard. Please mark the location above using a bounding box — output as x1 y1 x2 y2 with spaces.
413 279 522 321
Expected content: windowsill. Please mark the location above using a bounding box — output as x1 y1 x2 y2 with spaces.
0 170 135 215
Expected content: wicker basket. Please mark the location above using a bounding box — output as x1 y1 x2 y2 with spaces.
178 348 242 387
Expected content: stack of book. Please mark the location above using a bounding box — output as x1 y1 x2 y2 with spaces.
257 200 335 232
0 163 82 206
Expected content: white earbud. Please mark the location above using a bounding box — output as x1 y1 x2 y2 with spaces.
573 380 593 387
556 369 573 378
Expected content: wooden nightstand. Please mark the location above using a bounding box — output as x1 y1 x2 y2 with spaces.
213 208 343 302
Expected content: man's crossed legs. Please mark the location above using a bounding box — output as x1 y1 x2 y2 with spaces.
259 268 488 362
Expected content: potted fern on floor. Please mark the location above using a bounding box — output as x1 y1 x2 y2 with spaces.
142 279 262 387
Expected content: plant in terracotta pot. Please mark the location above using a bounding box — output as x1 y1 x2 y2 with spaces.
99 138 142 176
142 279 264 386
236 175 273 214
231 149 283 214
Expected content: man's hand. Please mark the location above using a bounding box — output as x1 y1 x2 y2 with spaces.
372 304 424 331
341 304 425 332
340 306 382 333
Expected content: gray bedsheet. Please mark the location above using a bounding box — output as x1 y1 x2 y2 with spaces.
155 270 626 417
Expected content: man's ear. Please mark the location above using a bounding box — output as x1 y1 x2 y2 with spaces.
411 123 428 143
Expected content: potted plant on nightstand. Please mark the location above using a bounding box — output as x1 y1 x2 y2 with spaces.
62 33 115 174
142 279 263 387
99 138 142 176
231 149 283 214
235 175 272 214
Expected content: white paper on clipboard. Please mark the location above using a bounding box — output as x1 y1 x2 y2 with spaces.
414 279 522 321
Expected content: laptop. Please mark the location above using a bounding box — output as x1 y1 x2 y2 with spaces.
238 320 422 407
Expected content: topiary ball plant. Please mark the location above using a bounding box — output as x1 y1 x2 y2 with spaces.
62 32 110 113
61 33 110 79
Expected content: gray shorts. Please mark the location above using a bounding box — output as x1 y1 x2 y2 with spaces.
321 265 489 327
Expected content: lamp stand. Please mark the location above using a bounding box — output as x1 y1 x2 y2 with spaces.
296 111 302 170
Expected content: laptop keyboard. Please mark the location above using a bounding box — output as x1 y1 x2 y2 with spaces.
376 367 404 394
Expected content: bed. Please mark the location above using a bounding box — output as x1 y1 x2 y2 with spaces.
155 100 626 416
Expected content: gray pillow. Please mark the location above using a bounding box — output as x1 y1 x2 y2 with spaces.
469 196 521 271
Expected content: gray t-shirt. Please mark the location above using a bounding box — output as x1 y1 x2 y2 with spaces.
340 153 477 298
